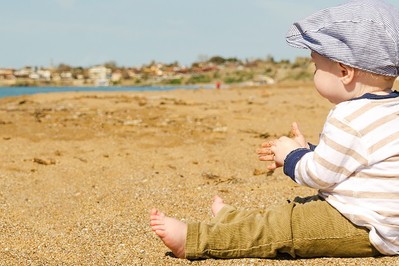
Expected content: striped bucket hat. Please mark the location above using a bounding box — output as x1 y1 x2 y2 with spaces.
286 0 399 77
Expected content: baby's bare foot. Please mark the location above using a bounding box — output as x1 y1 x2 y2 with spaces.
150 209 187 258
211 195 226 217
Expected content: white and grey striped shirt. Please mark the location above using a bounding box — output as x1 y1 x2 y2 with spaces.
284 91 399 255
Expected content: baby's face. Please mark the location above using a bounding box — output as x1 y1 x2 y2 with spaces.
311 52 347 104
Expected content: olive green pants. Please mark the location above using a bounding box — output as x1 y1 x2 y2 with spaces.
185 195 380 259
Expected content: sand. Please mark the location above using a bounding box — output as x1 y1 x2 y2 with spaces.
0 83 398 265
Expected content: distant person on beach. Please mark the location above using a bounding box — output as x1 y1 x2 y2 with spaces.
150 0 399 259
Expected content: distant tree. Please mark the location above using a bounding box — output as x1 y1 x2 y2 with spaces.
226 57 240 63
166 61 179 67
57 63 71 72
121 68 131 80
149 60 156 67
104 60 118 70
209 56 226 65
265 55 275 64
264 67 275 76
71 67 85 79
279 59 290 64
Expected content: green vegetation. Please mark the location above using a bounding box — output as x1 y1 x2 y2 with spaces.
166 78 182 85
187 74 212 84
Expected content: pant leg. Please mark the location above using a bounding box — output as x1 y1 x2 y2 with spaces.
185 203 295 259
291 199 380 258
185 196 380 259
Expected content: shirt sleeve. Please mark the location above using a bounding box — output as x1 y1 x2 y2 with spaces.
283 148 312 179
283 115 369 189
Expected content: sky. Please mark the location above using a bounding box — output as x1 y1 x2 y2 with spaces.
1 0 399 69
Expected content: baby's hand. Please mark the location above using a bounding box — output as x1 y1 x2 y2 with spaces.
258 122 308 170
291 122 309 148
270 136 302 167
257 140 280 170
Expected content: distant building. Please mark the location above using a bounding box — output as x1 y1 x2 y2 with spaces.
0 68 15 80
111 71 122 83
37 69 52 81
88 66 111 86
60 71 73 80
14 67 33 78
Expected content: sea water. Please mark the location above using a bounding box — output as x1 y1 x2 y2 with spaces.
0 85 208 98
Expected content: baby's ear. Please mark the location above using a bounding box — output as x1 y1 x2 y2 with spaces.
338 63 355 84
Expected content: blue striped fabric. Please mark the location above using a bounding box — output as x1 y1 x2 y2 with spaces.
286 0 399 77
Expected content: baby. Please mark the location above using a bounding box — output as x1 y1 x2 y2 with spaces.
150 0 399 259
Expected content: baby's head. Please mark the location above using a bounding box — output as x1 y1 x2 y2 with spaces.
286 0 399 79
309 50 396 103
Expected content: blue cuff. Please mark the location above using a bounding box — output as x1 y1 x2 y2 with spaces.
283 148 312 181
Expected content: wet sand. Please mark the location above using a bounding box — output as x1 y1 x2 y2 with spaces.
0 83 398 265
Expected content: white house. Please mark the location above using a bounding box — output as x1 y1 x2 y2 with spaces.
88 65 111 86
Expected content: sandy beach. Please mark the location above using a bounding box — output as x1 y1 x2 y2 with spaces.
0 83 398 265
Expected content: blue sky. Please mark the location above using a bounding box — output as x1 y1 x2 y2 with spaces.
2 0 399 68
